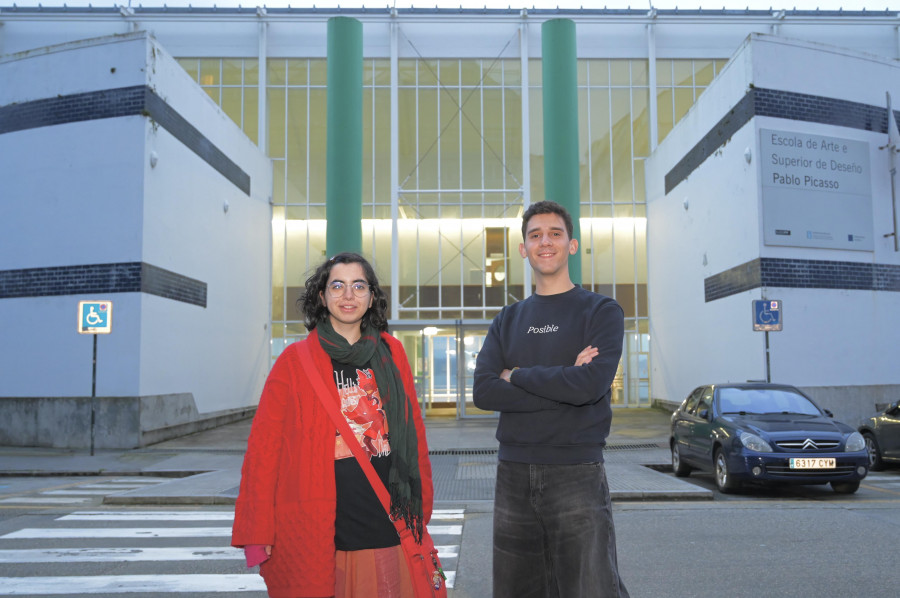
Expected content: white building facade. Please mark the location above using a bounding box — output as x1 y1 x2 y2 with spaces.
645 33 900 425
1 6 898 443
0 31 272 447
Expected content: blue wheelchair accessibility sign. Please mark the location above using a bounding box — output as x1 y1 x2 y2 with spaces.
753 299 782 332
78 301 113 334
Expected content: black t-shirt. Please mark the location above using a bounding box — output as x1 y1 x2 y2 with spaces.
331 359 400 551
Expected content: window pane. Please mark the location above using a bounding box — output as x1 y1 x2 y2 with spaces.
610 89 633 203
439 87 460 189
694 60 715 86
373 59 391 86
287 59 308 86
631 60 648 86
657 88 673 142
418 87 438 190
273 159 286 205
202 86 219 104
398 88 418 185
399 59 417 85
589 87 612 204
272 206 286 321
419 60 438 86
461 92 482 190
268 87 286 158
635 217 648 318
673 60 693 87
178 58 199 82
222 59 243 85
308 88 328 204
483 88 505 189
440 60 459 86
244 88 259 145
590 59 609 86
577 60 588 86
504 88 523 188
268 59 286 85
674 87 694 125
199 59 219 86
464 60 487 86
309 59 327 85
504 59 521 86
287 88 309 204
221 87 242 128
244 59 259 85
633 159 646 205
632 87 649 158
610 60 630 86
529 58 542 87
656 59 672 86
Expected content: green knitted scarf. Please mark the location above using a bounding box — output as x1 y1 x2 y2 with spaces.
317 320 424 543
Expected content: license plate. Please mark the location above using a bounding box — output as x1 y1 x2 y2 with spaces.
789 458 836 469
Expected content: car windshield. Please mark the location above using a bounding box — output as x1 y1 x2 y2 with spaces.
717 387 821 416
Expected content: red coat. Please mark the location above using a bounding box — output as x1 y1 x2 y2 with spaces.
231 330 435 598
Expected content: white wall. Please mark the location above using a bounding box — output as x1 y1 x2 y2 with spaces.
0 32 272 446
645 34 900 421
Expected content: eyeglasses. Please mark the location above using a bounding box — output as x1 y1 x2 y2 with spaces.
326 281 371 298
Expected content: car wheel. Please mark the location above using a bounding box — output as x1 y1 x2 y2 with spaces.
831 480 860 494
863 433 884 471
714 448 740 493
671 443 691 477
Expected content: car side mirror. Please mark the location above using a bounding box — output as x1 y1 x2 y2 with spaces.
889 400 900 413
699 409 709 420
824 409 834 418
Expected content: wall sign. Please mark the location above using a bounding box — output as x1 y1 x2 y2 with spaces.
760 128 873 251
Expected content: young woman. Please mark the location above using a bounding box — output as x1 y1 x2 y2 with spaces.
232 252 434 598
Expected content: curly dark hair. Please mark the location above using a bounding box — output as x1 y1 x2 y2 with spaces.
521 200 574 240
298 252 389 332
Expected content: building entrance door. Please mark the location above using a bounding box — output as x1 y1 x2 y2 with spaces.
392 321 495 419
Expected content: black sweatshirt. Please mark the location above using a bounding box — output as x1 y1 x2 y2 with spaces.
473 286 625 464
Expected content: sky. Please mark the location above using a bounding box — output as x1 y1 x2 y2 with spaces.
4 1 899 12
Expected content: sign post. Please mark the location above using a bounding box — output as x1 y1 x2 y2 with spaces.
752 300 782 383
78 301 113 455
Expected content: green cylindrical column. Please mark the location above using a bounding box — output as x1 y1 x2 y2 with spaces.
541 18 582 284
326 17 363 257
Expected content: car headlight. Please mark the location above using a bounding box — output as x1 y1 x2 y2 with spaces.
739 432 773 453
844 431 865 453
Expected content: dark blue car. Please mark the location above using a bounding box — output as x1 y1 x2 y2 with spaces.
670 383 869 494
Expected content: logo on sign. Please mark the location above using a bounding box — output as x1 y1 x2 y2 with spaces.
78 301 113 334
752 300 782 332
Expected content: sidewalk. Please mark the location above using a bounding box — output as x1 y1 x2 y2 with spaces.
0 408 711 503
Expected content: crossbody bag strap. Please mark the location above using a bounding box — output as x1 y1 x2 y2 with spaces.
298 340 408 539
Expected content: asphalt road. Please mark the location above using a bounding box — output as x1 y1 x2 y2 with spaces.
1 468 899 597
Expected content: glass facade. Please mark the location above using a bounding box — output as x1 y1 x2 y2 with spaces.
178 54 727 414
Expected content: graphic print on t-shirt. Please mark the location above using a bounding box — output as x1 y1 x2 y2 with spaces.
334 367 391 460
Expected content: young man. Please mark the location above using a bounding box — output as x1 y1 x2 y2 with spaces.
473 200 628 598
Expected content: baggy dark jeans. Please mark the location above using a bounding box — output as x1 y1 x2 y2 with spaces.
492 460 630 598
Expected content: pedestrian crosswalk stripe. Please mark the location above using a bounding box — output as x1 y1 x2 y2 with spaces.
56 509 462 522
434 545 459 558
41 489 125 496
2 527 232 539
58 511 235 521
107 478 170 484
75 484 158 489
425 524 462 535
0 547 243 563
0 508 463 592
4 524 458 540
0 574 265 594
0 497 93 505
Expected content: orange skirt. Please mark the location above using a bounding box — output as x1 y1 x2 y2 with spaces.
334 545 415 598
